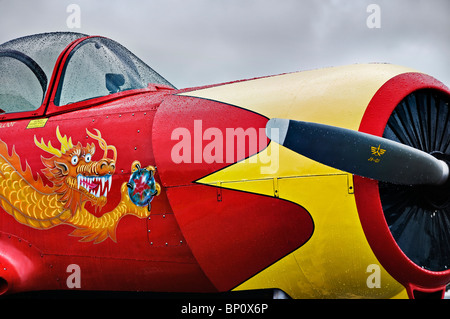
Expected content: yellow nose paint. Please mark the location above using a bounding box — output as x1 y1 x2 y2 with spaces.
180 64 416 298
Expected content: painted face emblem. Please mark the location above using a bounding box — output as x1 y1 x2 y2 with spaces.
127 161 161 210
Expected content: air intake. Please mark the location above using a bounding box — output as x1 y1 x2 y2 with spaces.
380 89 450 271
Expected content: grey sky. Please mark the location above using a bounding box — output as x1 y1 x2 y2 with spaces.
0 0 449 89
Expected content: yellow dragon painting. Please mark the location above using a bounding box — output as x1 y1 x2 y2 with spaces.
0 126 160 243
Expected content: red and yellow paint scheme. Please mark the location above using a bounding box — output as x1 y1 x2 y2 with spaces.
0 32 449 299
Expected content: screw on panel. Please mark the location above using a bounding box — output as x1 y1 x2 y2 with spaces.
216 182 222 202
273 177 279 198
347 174 355 194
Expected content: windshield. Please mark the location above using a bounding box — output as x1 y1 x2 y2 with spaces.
0 32 175 114
0 32 87 113
55 37 175 106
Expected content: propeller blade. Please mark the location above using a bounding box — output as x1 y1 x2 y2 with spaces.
266 118 449 186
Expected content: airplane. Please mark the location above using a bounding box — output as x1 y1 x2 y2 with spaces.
0 32 449 299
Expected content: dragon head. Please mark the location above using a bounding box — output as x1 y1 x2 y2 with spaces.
34 127 117 214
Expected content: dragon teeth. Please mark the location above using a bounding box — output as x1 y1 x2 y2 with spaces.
76 174 112 198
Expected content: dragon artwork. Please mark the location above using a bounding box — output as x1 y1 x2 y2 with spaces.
0 126 160 243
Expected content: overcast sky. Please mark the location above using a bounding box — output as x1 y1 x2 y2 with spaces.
0 0 449 89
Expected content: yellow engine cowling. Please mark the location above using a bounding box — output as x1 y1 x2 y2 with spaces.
180 64 450 299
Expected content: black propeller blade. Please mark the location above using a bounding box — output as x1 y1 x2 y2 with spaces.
265 118 449 186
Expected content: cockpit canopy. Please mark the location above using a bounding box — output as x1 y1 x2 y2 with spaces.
0 32 174 114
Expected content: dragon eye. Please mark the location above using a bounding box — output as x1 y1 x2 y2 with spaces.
71 155 79 165
85 153 91 163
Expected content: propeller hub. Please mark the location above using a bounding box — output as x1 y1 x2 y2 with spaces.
422 152 450 210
